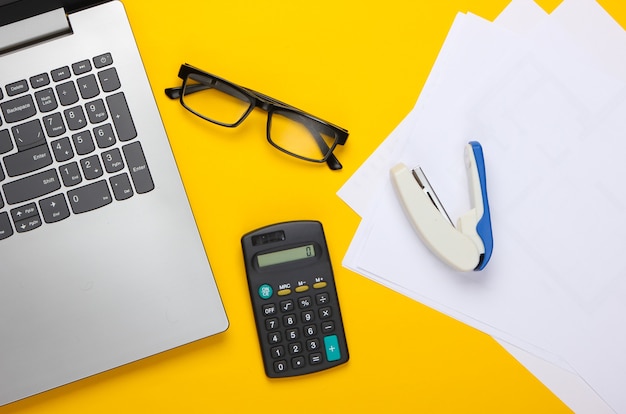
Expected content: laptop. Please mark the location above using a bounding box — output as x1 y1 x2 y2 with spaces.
0 0 229 406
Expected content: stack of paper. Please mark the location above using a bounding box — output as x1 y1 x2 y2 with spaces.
339 0 626 412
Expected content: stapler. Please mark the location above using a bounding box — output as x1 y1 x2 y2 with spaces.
390 141 493 271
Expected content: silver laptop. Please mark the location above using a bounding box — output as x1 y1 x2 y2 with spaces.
0 0 229 406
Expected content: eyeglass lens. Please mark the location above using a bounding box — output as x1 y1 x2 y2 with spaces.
269 110 337 162
183 73 252 126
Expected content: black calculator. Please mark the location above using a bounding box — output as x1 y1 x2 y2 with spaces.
241 220 349 378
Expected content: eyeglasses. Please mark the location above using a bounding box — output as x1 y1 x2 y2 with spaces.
164 64 349 170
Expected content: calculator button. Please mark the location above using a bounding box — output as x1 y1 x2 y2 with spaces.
280 299 294 312
265 318 279 330
288 342 302 355
304 324 317 337
324 335 342 362
270 346 285 359
274 360 288 373
313 281 327 289
283 314 297 327
316 292 330 305
286 328 299 341
322 321 335 333
307 339 320 351
259 284 273 299
295 285 309 293
262 303 277 316
292 356 306 369
310 353 323 365
268 332 281 344
319 307 332 319
277 288 291 296
298 296 312 309
301 310 315 323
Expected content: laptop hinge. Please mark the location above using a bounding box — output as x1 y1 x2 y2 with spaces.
0 8 71 55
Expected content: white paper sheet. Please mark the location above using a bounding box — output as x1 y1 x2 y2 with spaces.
339 0 626 411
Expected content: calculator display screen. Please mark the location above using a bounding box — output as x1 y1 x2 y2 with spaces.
257 244 316 267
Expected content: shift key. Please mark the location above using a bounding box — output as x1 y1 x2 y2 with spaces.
122 141 154 194
3 169 61 205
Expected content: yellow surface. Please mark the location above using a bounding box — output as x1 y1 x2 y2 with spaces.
4 0 626 413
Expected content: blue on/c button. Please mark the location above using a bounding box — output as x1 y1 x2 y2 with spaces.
258 284 273 299
324 335 341 362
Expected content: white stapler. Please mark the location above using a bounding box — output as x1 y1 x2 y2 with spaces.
390 141 493 271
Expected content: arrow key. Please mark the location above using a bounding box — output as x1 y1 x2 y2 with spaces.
10 202 42 233
39 193 70 223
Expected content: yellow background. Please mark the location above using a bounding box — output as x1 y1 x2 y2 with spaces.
4 0 626 413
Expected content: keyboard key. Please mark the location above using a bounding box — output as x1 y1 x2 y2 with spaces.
93 123 115 148
11 203 42 233
71 130 95 155
0 129 13 153
85 99 108 124
110 173 134 201
34 88 58 112
29 73 50 89
64 106 87 130
56 81 79 106
4 144 52 177
67 180 112 214
10 202 38 223
93 52 113 68
123 141 154 194
1 95 37 123
2 168 61 204
106 92 136 141
98 67 121 92
102 148 124 173
51 66 71 82
6 79 29 97
77 74 100 99
42 112 66 137
59 162 82 187
72 60 92 75
39 193 70 223
11 119 45 150
0 212 13 240
80 154 103 180
51 137 74 162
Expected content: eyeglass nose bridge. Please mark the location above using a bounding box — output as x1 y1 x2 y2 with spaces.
242 88 289 112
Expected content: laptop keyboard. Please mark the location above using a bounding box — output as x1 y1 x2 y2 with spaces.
0 53 154 240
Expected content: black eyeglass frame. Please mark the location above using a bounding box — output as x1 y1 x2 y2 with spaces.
165 64 349 170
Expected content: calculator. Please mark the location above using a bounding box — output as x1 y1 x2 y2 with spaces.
241 220 349 377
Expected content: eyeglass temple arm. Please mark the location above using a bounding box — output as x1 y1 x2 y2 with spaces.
318 132 342 170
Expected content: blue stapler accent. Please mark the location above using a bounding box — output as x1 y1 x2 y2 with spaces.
390 141 493 271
